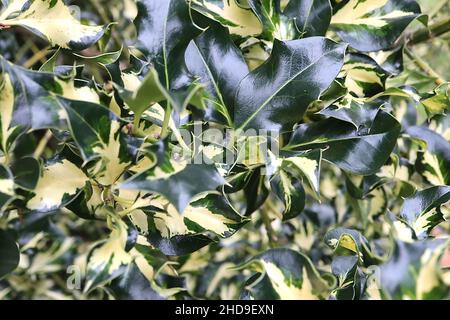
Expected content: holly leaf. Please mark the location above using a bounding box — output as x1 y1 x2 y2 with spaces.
238 248 334 299
26 158 88 212
397 186 450 240
286 110 401 175
0 0 108 50
379 240 448 299
0 229 19 279
189 0 262 37
133 0 202 109
128 194 246 256
121 163 225 214
0 164 15 212
234 37 346 132
0 56 64 142
330 0 424 52
406 126 450 185
185 23 249 125
56 97 135 185
283 0 332 37
84 218 132 293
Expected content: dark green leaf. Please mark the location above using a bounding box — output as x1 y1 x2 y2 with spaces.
398 186 450 240
284 0 332 37
133 0 201 108
0 229 19 279
234 37 346 132
330 0 424 52
286 110 401 175
185 23 249 125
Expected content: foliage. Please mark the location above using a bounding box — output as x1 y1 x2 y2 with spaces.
0 0 449 300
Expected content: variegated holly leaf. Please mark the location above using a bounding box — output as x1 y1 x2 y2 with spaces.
116 67 203 121
378 239 449 300
133 0 202 110
270 171 305 220
0 0 28 21
238 248 334 299
128 194 246 256
120 139 226 214
268 149 322 220
234 37 346 132
406 126 450 185
371 46 404 75
279 149 322 197
0 56 64 149
107 262 165 300
84 217 133 293
0 164 15 212
194 0 332 40
72 48 123 68
396 186 450 241
0 0 108 50
310 79 348 111
338 53 387 98
190 0 262 37
286 110 401 175
0 229 20 279
185 23 249 125
247 0 297 40
108 242 185 299
330 0 424 52
146 233 213 257
26 158 88 212
325 228 385 266
132 244 185 294
0 57 102 156
420 83 450 118
116 68 166 120
319 97 381 129
56 97 135 186
331 255 365 300
243 167 270 215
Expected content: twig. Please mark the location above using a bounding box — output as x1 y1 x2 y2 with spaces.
408 16 450 45
23 46 51 69
261 201 278 248
404 47 446 85
33 130 53 159
160 104 172 139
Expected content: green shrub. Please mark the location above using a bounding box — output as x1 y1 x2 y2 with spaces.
0 0 449 300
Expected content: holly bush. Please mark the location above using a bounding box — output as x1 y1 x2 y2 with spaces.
0 0 449 300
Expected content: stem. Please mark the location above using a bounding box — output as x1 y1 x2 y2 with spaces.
160 103 172 139
132 114 141 135
23 46 50 68
261 202 278 248
408 16 450 45
404 47 446 85
33 130 53 159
